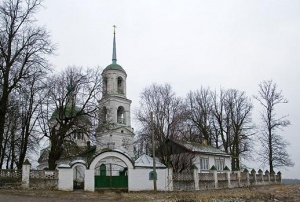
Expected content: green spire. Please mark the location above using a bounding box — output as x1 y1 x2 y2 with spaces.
112 25 117 64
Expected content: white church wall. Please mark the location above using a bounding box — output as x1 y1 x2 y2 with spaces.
128 168 172 191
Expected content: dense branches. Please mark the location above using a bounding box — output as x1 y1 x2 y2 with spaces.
38 66 102 169
135 83 188 168
0 0 54 164
135 84 254 171
186 87 213 144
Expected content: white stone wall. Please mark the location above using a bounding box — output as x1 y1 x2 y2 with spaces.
128 168 172 191
58 168 73 191
84 169 94 191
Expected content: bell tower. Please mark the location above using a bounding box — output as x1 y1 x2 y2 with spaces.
96 26 134 158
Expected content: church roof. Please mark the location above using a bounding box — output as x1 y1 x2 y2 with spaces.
135 154 166 168
50 105 91 125
168 139 230 157
181 142 230 156
103 63 126 74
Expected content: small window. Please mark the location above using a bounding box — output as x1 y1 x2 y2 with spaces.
149 171 157 180
215 159 225 171
200 158 209 170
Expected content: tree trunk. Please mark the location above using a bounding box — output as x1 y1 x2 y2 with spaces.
0 95 9 163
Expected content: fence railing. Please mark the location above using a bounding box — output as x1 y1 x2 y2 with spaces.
30 170 58 179
173 172 193 181
199 173 214 181
0 169 22 178
173 169 281 191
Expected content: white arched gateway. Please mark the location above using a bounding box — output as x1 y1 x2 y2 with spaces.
84 150 134 191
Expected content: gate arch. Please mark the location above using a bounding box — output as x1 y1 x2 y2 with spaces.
88 151 133 189
71 161 87 190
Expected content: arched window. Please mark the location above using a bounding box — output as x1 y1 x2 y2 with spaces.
117 106 125 124
117 77 124 95
102 107 107 123
103 77 108 95
100 164 106 176
149 171 157 180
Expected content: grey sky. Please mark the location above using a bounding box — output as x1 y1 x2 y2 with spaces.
37 0 300 179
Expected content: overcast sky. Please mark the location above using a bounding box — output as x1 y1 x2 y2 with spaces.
37 0 300 179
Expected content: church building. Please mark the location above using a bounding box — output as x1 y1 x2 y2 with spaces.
53 27 171 192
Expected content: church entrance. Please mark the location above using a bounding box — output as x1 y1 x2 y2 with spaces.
95 163 128 188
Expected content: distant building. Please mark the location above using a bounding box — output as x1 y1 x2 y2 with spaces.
167 139 231 173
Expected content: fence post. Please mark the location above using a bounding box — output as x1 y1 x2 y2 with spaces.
251 169 257 185
224 166 231 188
258 169 263 184
193 166 199 190
243 169 250 186
22 159 31 188
209 166 218 189
167 168 173 191
277 171 282 183
57 164 73 191
265 170 270 184
234 170 241 187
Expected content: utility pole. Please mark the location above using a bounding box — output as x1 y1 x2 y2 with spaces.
150 111 157 192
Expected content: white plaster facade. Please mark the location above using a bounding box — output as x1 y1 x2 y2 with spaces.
128 168 173 191
193 154 231 173
96 56 134 158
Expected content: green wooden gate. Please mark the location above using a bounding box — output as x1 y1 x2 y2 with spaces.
95 164 128 188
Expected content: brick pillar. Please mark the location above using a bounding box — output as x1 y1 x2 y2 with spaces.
258 169 264 184
224 170 231 188
265 170 270 184
245 172 250 186
193 167 199 190
22 159 31 188
57 164 73 191
234 170 241 187
251 169 257 185
84 169 95 191
277 171 282 183
210 169 218 188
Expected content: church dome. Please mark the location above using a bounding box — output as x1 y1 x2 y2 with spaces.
50 105 91 125
103 63 126 74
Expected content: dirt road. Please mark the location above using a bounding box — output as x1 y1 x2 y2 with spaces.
0 184 299 202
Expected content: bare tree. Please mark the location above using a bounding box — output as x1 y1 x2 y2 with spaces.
0 0 54 160
212 89 254 170
135 83 188 167
254 80 294 173
0 96 19 168
186 87 214 145
15 73 46 169
225 89 254 170
38 66 102 170
0 73 46 169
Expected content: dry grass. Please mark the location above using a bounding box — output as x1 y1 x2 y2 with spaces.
0 184 299 201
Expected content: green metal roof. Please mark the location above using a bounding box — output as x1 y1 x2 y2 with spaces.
50 105 91 125
103 63 126 74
